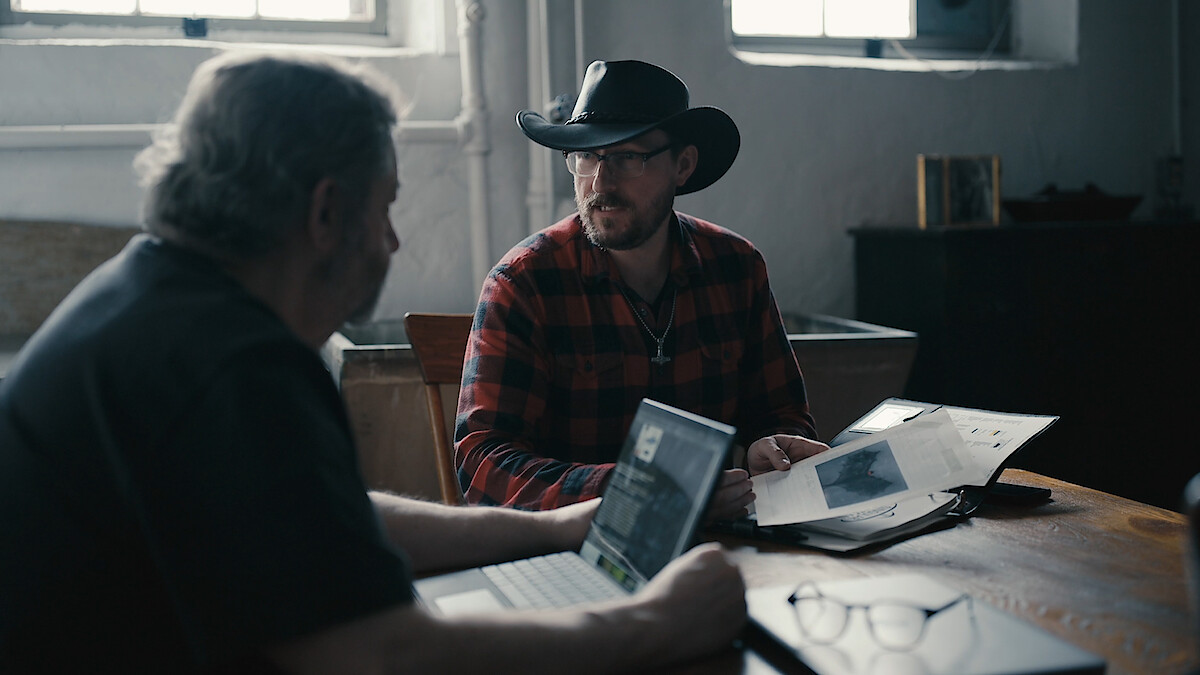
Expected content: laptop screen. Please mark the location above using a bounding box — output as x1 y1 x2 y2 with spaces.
578 399 736 591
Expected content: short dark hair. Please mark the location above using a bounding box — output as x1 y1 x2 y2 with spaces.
135 52 401 259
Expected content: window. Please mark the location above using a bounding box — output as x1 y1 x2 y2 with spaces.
2 0 385 35
732 0 915 40
729 0 1011 60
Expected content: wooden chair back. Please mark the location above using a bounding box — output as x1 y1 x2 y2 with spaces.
403 312 474 505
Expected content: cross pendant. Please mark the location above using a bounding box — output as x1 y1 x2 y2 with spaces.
651 343 671 366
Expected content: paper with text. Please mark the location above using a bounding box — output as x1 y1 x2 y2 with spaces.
752 409 987 526
942 406 1057 483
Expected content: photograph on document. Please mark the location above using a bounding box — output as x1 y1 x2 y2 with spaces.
816 440 909 508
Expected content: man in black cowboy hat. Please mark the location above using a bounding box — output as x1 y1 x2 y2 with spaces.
456 60 829 517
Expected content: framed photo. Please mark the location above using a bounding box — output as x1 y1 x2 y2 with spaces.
918 154 1001 228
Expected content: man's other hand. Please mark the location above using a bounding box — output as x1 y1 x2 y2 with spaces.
705 469 754 522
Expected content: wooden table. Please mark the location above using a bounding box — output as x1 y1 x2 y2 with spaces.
680 469 1198 675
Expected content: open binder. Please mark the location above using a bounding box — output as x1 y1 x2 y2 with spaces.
708 398 1058 553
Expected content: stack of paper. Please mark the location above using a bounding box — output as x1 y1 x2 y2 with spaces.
798 491 960 542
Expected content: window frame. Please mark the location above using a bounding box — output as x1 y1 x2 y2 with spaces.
727 0 1012 61
0 0 388 36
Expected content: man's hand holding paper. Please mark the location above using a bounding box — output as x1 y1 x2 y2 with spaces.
747 435 831 474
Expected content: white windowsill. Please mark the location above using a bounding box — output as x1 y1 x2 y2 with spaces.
0 33 428 58
731 48 1070 72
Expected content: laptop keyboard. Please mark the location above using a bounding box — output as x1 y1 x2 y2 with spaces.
481 551 628 609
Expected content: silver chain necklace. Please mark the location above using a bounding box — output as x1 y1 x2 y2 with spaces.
617 285 677 366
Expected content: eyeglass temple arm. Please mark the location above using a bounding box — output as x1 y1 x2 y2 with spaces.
924 593 973 618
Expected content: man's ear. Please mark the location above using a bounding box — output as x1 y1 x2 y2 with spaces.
306 176 343 255
674 145 699 188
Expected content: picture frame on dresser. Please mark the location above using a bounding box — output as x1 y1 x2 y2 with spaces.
918 154 1001 228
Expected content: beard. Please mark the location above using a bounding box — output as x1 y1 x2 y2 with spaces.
344 274 386 326
324 220 390 327
578 188 675 251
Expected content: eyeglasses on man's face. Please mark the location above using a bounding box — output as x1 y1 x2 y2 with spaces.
787 581 975 652
563 144 673 179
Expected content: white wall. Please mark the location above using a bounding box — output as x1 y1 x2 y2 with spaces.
0 36 477 317
554 0 1192 318
1 0 1197 324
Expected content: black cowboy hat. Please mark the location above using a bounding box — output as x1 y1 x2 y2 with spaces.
516 60 740 196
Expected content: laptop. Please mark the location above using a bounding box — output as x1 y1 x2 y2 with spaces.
413 398 736 616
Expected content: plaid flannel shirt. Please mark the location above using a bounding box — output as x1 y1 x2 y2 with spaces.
454 212 816 509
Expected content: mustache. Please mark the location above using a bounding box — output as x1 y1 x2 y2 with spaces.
581 194 631 211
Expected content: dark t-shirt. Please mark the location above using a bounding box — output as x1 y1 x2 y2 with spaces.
0 236 412 673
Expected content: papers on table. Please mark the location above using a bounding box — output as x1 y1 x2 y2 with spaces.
752 409 989 526
798 491 960 542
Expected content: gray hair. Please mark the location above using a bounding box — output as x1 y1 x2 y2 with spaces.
135 51 402 258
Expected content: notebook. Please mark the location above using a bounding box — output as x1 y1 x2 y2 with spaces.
413 398 736 616
747 574 1105 674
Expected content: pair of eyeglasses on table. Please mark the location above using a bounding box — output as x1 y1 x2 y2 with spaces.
786 580 977 652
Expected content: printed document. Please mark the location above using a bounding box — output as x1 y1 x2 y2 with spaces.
753 409 988 526
942 405 1057 483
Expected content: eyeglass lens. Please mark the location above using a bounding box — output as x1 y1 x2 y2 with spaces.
564 145 671 178
793 593 849 643
566 151 641 178
865 604 928 649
